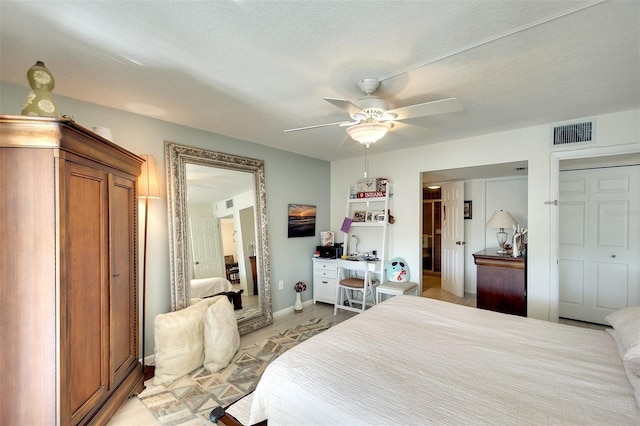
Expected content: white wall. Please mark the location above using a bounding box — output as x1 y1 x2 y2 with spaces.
1 81 331 355
331 109 640 321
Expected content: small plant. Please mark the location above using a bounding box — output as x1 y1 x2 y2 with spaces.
294 281 307 293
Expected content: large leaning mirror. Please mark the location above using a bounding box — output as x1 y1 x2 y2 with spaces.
166 141 272 334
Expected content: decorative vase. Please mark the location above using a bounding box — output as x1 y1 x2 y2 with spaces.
294 292 303 313
21 61 59 117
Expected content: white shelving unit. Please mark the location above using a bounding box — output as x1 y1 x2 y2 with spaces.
343 183 392 284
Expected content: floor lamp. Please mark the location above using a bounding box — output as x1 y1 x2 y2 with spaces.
138 154 161 381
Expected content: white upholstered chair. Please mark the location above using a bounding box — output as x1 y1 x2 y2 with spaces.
334 259 379 315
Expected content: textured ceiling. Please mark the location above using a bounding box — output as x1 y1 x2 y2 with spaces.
1 0 638 161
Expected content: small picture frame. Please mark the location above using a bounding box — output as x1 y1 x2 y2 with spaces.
464 200 472 219
365 211 374 222
353 210 366 222
372 211 385 222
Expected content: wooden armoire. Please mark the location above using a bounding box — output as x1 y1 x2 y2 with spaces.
0 115 145 425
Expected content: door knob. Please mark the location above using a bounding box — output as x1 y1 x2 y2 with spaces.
611 255 617 258
456 241 465 245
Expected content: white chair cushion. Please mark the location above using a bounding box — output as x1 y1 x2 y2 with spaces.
153 300 212 385
204 296 240 372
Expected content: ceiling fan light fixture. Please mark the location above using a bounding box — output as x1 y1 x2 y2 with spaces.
346 120 391 146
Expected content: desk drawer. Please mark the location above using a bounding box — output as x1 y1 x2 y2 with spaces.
314 260 335 271
314 269 337 279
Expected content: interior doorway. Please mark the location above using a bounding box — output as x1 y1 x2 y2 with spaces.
422 186 442 291
550 147 640 322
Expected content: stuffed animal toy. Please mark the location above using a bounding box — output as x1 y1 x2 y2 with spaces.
386 257 410 282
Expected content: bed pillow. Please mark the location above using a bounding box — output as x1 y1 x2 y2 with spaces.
203 296 240 373
605 306 640 364
607 329 640 375
153 300 210 385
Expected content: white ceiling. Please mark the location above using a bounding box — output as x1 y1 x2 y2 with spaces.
1 1 638 162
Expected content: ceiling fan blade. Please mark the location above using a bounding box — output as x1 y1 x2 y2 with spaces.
338 134 352 148
284 120 354 133
391 121 432 139
389 98 463 121
324 97 365 115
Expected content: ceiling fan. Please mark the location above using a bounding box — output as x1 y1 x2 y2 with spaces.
284 77 463 147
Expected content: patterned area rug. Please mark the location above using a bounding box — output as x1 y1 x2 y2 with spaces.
138 317 334 425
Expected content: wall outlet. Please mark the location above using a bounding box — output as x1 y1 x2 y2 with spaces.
278 280 284 290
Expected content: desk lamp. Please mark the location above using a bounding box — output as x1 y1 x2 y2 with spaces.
486 210 517 254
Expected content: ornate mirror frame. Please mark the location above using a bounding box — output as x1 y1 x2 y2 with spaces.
165 141 273 334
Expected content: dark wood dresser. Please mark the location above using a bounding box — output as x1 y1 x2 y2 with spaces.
0 115 144 425
473 249 527 316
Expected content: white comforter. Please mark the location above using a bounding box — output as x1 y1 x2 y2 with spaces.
249 296 638 425
190 277 232 299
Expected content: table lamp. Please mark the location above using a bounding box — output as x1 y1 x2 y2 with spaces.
486 210 517 253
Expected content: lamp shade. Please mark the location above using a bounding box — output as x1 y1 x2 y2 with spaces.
138 154 161 198
486 210 517 229
346 119 391 146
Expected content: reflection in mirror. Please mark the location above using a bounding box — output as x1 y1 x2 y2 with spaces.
166 142 272 334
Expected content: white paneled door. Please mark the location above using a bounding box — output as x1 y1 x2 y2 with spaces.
441 181 465 297
189 216 224 279
559 166 639 324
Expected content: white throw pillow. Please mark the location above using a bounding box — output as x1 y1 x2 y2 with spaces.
153 300 210 385
605 306 640 363
203 297 240 373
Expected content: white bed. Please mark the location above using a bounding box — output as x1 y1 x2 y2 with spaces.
246 296 639 425
190 277 233 299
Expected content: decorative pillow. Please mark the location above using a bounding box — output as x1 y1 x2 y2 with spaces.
605 306 640 363
153 300 210 385
203 297 240 373
607 329 640 408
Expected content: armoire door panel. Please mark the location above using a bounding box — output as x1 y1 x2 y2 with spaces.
109 175 138 387
62 162 110 424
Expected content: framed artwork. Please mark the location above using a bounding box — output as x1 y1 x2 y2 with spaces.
288 204 316 238
352 210 366 222
373 211 386 222
320 231 334 246
464 200 472 219
365 211 374 222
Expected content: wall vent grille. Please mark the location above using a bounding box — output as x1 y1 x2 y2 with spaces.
551 119 595 147
226 199 233 209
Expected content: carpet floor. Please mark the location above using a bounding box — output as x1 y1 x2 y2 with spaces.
137 317 334 425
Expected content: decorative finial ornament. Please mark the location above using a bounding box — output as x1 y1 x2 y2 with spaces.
21 61 60 117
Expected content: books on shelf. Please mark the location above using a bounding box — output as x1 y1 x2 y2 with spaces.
356 177 388 198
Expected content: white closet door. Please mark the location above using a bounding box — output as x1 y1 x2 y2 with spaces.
559 165 639 324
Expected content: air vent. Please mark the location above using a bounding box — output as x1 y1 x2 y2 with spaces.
551 119 595 147
226 199 234 209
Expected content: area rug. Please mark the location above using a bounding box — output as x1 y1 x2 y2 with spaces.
138 317 334 425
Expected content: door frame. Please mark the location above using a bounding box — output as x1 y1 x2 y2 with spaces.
549 144 640 322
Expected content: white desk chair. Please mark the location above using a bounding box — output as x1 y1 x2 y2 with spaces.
334 259 379 315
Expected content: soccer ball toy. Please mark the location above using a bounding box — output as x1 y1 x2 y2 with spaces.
386 257 409 282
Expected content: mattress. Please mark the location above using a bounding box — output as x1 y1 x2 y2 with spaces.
248 296 638 425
